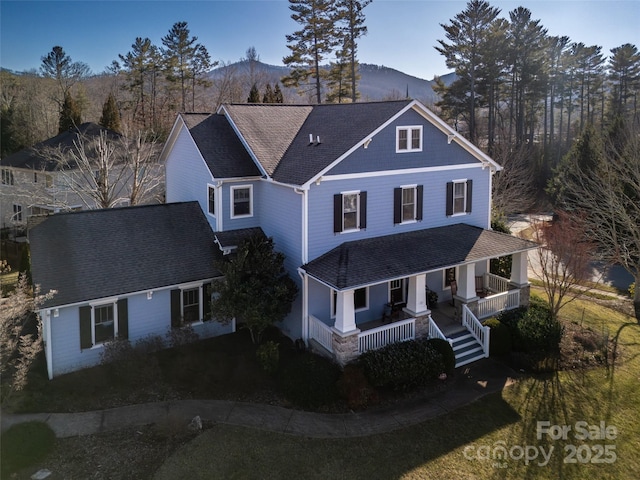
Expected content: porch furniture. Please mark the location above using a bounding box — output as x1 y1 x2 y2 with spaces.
449 280 457 306
475 276 487 298
382 301 407 323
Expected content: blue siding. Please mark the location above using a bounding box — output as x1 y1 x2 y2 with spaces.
327 109 478 175
307 167 491 261
165 125 216 230
48 288 234 378
220 181 261 230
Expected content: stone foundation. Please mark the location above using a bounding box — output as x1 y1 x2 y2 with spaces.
415 314 430 339
331 330 360 366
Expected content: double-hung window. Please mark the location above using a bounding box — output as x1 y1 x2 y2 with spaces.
1 169 14 185
231 185 252 218
94 304 115 344
446 180 473 216
396 126 423 152
79 299 128 349
334 191 367 233
182 288 200 324
12 204 23 222
394 185 423 224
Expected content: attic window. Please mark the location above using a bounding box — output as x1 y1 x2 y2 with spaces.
396 126 422 153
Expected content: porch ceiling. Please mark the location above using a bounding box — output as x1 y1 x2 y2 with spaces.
302 223 537 290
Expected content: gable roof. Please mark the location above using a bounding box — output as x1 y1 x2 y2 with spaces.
302 223 537 290
30 202 222 309
214 227 265 254
180 113 260 179
1 123 121 171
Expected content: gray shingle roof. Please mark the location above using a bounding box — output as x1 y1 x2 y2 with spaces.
180 113 261 179
222 104 313 177
30 202 222 308
301 223 537 290
221 101 412 186
1 123 121 171
214 227 265 252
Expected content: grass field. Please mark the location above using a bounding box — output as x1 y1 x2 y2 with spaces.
154 293 640 480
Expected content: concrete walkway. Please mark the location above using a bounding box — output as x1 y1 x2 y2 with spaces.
0 359 518 439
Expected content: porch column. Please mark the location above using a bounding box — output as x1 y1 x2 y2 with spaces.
457 263 477 301
405 274 428 316
510 251 529 287
333 289 359 335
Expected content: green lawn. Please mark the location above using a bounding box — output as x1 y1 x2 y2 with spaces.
155 294 640 480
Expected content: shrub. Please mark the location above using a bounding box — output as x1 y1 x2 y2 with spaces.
1 421 55 476
427 338 456 374
337 364 379 410
99 337 163 386
517 305 564 354
256 340 280 374
483 318 512 356
166 325 199 349
360 339 444 391
276 352 341 409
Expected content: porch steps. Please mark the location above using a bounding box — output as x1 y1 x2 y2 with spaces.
449 330 486 368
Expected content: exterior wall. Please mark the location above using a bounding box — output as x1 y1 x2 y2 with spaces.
165 125 216 230
307 166 491 261
219 180 262 231
46 288 234 378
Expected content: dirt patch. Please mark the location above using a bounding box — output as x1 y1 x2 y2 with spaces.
558 320 616 371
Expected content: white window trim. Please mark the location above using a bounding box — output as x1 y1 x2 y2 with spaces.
451 179 468 216
400 184 418 224
89 299 118 349
396 125 423 153
341 190 361 233
12 204 23 222
230 184 253 219
330 287 369 318
207 183 216 217
180 283 204 326
389 279 406 303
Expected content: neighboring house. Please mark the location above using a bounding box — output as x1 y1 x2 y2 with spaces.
29 202 234 379
0 123 162 230
161 99 537 368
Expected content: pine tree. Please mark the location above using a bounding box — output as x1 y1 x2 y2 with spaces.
274 83 284 103
262 83 275 103
119 37 159 129
58 91 81 133
162 22 198 111
248 83 261 103
334 0 371 102
40 45 90 105
99 93 122 133
282 0 338 103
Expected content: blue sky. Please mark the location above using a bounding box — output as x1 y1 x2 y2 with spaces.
1 0 638 80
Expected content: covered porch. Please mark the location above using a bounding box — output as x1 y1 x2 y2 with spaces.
301 223 536 367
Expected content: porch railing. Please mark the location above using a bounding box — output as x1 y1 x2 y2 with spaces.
308 315 333 353
428 315 451 346
461 304 490 358
484 272 510 293
358 318 415 353
476 289 520 319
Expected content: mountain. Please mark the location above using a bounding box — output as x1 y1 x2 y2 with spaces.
208 60 455 104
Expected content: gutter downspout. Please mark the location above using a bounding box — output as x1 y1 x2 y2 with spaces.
294 187 309 343
297 268 309 344
42 310 53 380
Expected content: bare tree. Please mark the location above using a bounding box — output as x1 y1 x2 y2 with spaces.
0 274 56 400
491 143 537 216
529 212 599 320
120 130 163 205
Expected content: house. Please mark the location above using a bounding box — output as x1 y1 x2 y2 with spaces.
29 202 234 379
0 122 162 231
161 99 537 368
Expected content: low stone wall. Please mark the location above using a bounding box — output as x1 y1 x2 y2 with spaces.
331 330 359 367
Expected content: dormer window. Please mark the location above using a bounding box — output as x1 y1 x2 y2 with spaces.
396 126 422 153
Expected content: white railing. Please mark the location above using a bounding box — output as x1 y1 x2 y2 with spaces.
476 289 520 319
428 315 448 341
358 318 415 353
484 272 510 293
308 315 334 353
461 304 490 358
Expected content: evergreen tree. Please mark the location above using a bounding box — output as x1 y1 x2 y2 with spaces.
162 21 198 111
607 43 640 121
40 45 90 105
99 93 121 133
248 83 261 103
58 91 81 133
274 83 284 103
119 37 159 129
334 0 371 102
326 42 352 103
282 0 338 103
190 44 215 111
262 83 275 103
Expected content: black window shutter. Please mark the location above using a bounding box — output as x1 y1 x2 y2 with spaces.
203 283 212 321
416 185 424 221
466 179 473 213
359 191 367 229
171 289 181 328
117 299 129 340
79 305 92 349
393 187 402 224
333 194 343 233
446 182 454 216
